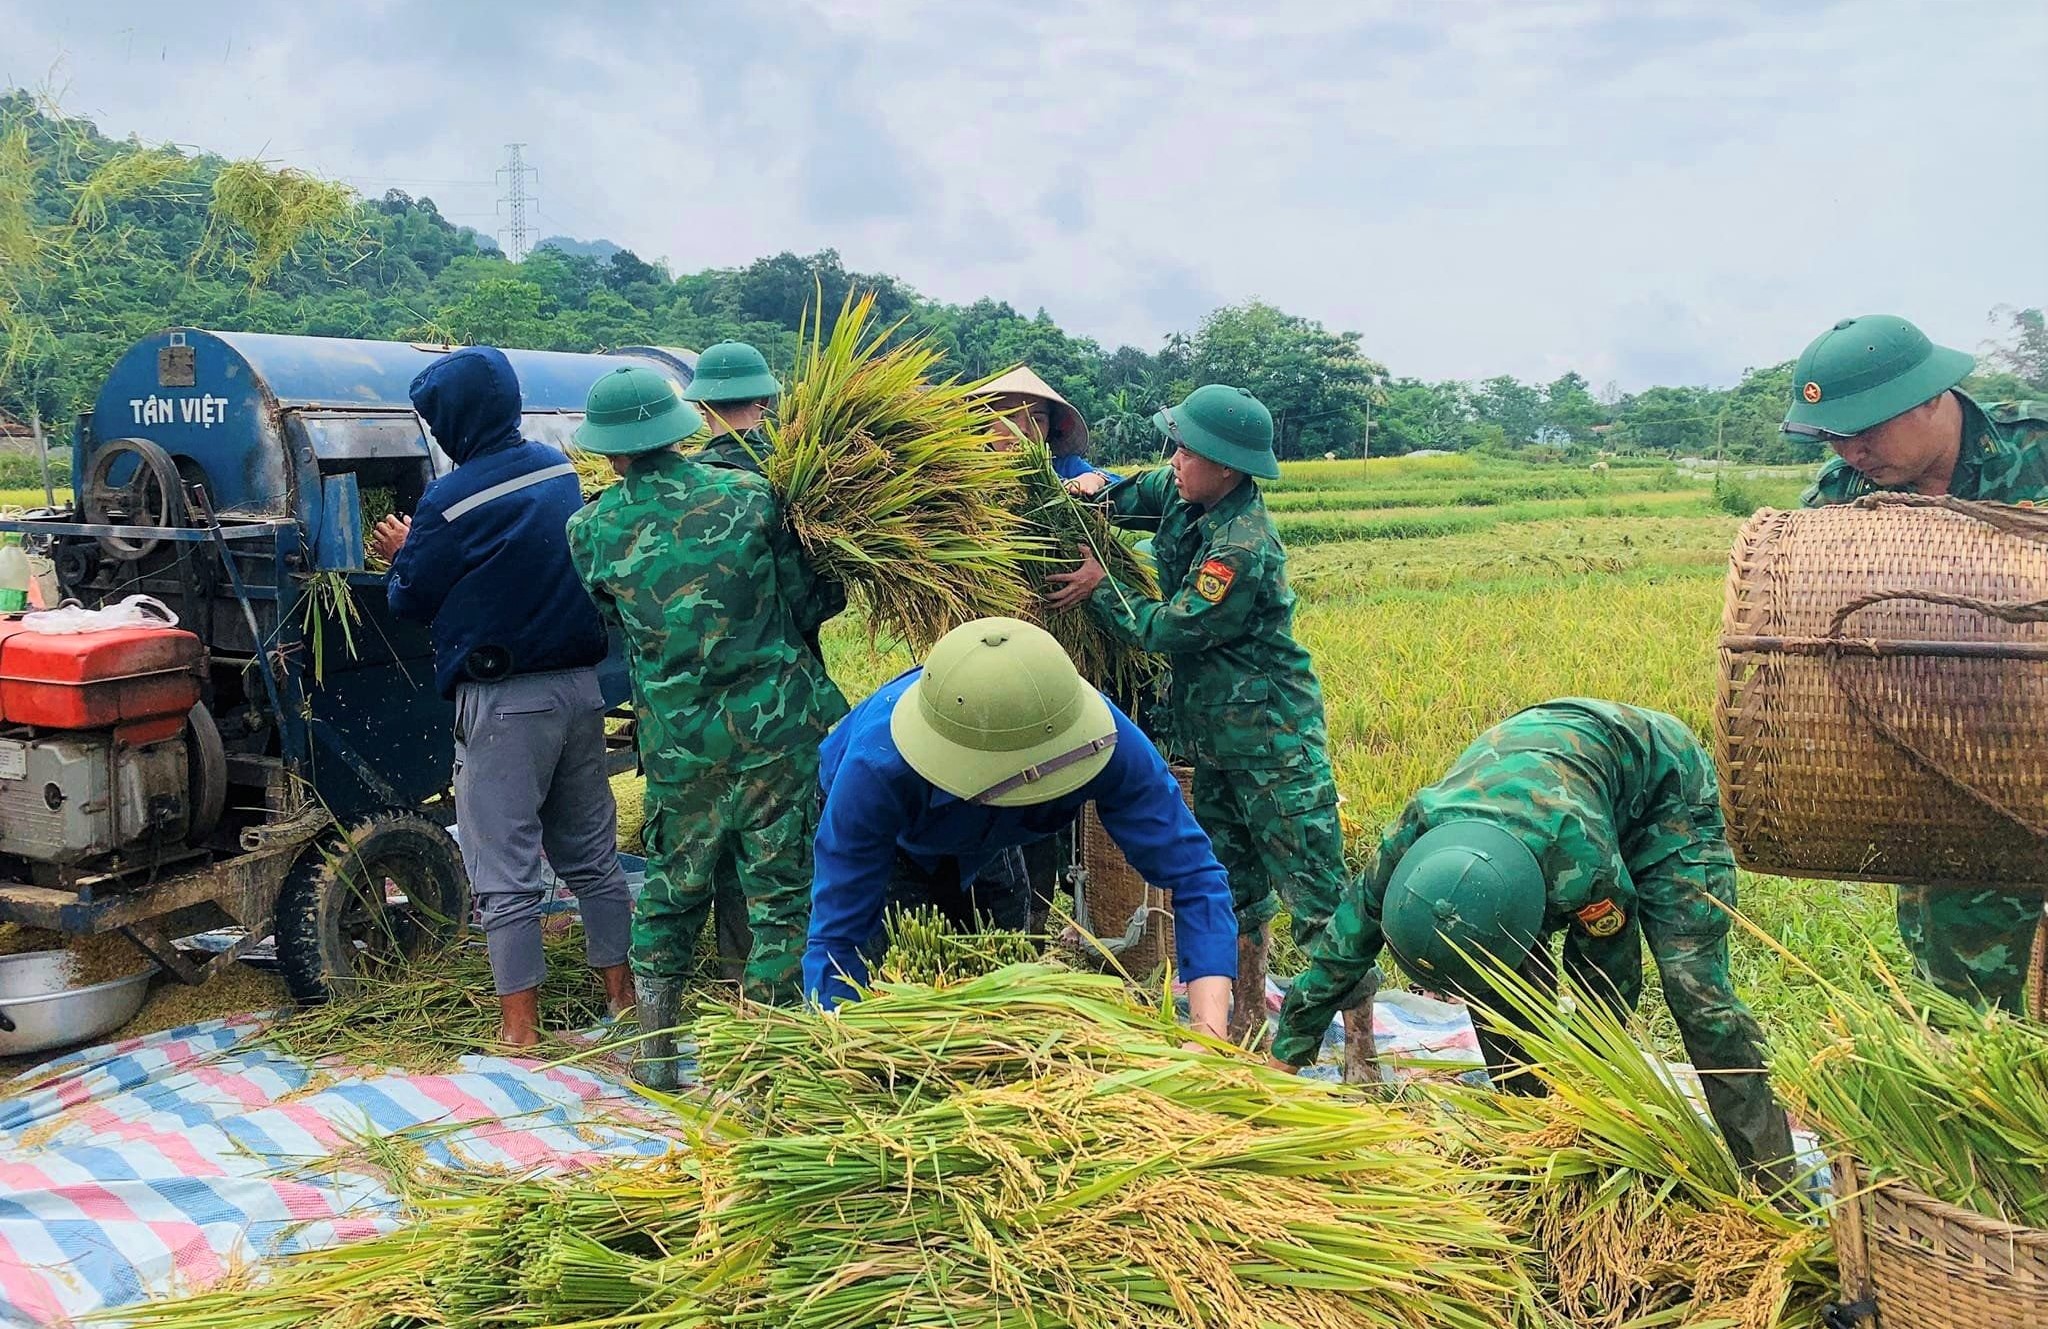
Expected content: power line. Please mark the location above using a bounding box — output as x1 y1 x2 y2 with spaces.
495 144 539 262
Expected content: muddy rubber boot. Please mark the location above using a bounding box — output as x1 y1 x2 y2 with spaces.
1226 926 1271 1049
629 975 683 1091
1341 1006 1379 1086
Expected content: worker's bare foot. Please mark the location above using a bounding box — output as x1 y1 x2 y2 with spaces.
498 987 542 1048
598 962 635 1017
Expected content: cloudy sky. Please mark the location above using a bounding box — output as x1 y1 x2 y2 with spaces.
6 0 2043 391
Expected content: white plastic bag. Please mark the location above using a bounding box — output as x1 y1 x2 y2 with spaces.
19 594 180 635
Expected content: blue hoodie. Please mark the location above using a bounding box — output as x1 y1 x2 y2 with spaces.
388 347 608 699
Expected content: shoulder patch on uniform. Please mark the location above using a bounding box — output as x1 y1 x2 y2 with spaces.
1194 558 1238 603
1574 897 1626 938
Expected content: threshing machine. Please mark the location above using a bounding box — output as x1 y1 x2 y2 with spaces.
0 330 696 1002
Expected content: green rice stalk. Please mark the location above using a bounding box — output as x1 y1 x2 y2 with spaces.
567 291 1044 654
878 904 1041 987
1005 434 1163 698
762 290 1048 653
295 569 362 687
1772 951 2048 1228
1425 954 1832 1329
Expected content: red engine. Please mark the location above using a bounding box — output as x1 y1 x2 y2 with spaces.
0 623 212 867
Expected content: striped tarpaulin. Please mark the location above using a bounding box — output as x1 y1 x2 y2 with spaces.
0 1016 678 1327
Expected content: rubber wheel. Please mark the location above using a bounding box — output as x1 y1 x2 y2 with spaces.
276 813 471 1005
185 704 227 845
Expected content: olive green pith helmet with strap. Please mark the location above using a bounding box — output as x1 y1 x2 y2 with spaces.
1380 820 1545 999
573 365 705 455
683 341 783 404
1780 314 1975 439
1153 383 1281 480
889 617 1118 808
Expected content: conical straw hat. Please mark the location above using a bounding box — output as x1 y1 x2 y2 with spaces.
973 363 1089 456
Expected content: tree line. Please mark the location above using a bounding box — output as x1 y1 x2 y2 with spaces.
3 93 2042 467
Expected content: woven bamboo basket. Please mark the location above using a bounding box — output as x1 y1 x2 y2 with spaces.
1716 495 2048 889
1829 1153 2048 1327
1078 765 1192 976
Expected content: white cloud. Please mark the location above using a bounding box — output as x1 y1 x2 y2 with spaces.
3 0 2041 389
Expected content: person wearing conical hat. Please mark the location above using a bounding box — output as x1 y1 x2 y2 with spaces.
566 366 848 1087
1785 314 2048 1012
973 363 1117 482
1045 385 1372 1073
683 341 783 476
801 616 1237 1038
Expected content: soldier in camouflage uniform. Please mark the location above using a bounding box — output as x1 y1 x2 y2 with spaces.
679 341 845 977
1048 384 1371 1055
1784 314 2048 1012
1269 699 1798 1184
566 366 847 1087
684 341 781 475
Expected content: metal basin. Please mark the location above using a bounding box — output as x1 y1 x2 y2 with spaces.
0 950 156 1057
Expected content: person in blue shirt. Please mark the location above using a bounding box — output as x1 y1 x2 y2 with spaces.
975 363 1119 484
802 617 1237 1036
372 346 633 1046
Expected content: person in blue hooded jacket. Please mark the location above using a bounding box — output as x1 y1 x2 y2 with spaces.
371 346 633 1046
802 617 1236 1037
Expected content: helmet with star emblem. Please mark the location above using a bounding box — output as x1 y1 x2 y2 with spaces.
1781 315 1975 439
1153 384 1280 479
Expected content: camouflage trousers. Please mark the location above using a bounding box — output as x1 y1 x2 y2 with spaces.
1896 884 2045 1014
633 755 819 1006
1192 763 1349 953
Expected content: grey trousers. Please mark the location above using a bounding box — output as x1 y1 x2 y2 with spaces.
454 668 632 995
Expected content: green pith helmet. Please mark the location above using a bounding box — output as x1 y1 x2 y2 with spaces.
890 617 1117 808
1153 383 1279 480
682 341 783 404
1381 820 1545 999
574 366 703 455
1780 315 1975 439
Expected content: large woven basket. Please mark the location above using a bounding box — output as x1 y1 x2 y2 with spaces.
1716 495 2048 889
1829 1153 2048 1327
1078 765 1192 976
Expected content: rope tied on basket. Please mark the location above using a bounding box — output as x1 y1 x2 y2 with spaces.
1822 496 2048 847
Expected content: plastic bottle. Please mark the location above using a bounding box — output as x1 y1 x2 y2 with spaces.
0 535 29 613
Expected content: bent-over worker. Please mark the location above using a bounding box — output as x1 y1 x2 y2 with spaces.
1785 313 2048 1011
567 366 846 1087
376 346 634 1046
802 617 1238 1038
1046 385 1370 1059
1269 698 1799 1185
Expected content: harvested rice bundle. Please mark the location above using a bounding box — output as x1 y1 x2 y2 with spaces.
565 294 1044 654
1009 435 1162 697
1773 960 2048 1229
121 965 1531 1329
1429 962 1831 1329
763 292 1046 653
877 903 1040 987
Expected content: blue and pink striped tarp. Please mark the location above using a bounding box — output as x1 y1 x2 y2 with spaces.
0 1016 678 1327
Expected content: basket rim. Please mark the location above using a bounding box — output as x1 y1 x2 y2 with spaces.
1835 1151 2048 1246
